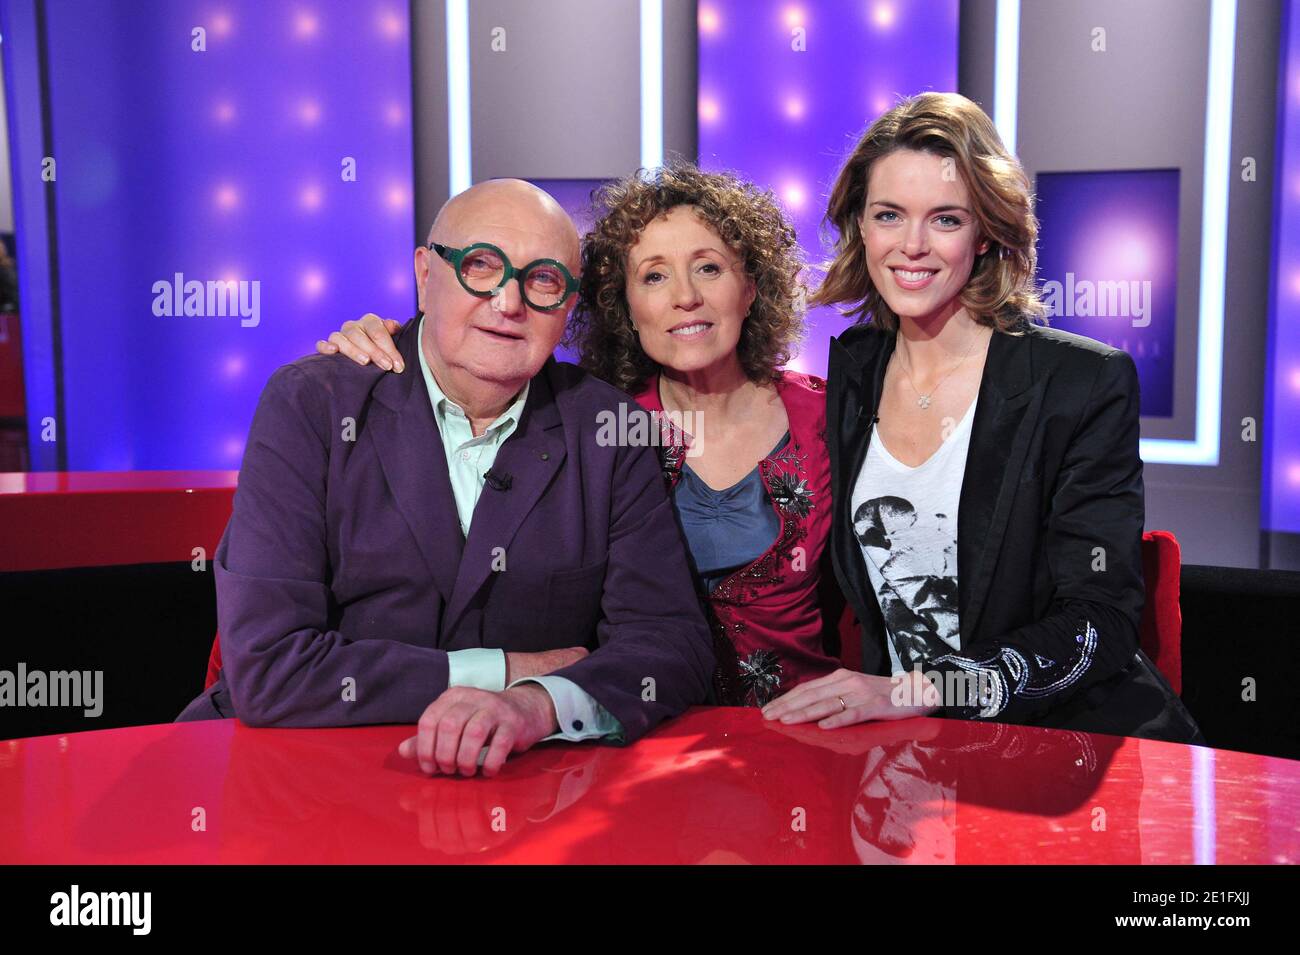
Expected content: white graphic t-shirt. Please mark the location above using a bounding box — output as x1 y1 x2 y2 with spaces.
849 397 977 675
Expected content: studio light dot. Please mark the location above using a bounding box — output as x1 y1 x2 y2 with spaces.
210 11 232 37
302 270 326 296
294 10 319 39
782 184 807 210
385 184 408 210
783 96 805 120
378 9 404 39
872 3 896 29
214 100 236 124
783 6 805 28
384 102 404 126
1114 233 1154 276
1289 366 1300 393
214 185 239 211
300 184 322 211
1287 461 1300 486
699 96 721 123
699 6 721 34
298 100 321 125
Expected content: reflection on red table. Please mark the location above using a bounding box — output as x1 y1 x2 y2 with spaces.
0 708 1295 864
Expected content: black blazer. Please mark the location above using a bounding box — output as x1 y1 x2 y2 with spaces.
827 319 1203 744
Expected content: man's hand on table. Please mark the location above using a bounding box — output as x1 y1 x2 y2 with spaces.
398 684 560 778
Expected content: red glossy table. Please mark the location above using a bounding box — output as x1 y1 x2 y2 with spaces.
1 708 1296 865
0 470 237 571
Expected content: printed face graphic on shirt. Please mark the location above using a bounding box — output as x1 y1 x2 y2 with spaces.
853 495 960 669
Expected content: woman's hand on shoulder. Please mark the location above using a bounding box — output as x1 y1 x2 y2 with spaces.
761 667 941 728
316 313 405 372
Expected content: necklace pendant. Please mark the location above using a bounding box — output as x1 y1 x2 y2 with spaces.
917 394 932 409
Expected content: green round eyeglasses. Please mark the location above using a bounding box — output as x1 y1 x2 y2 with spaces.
430 241 579 312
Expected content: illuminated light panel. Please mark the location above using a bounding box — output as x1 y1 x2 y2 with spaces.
993 0 1019 155
641 0 664 170
1139 0 1236 465
446 0 471 195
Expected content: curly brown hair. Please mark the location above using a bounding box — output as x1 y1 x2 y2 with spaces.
811 92 1047 332
566 162 806 394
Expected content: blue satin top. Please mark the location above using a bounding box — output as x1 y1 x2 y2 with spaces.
674 431 790 593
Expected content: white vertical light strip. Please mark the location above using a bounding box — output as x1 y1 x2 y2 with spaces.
1193 747 1216 864
446 0 471 196
993 0 1020 155
640 0 664 170
1139 0 1235 465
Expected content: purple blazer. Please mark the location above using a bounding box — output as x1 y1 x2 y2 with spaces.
176 316 715 739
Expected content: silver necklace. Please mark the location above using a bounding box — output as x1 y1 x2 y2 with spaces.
896 328 984 410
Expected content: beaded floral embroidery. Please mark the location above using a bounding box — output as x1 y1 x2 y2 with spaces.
737 649 783 707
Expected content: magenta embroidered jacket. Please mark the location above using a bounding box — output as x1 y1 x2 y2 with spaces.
631 371 843 706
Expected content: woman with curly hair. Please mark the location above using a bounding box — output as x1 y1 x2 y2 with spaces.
318 163 845 708
761 92 1203 743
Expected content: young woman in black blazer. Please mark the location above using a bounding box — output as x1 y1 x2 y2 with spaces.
763 93 1203 744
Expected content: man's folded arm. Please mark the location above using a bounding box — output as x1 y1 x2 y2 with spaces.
546 436 715 743
217 364 452 728
449 650 624 741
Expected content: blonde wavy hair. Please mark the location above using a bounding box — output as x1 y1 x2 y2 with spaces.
567 162 806 394
810 91 1046 332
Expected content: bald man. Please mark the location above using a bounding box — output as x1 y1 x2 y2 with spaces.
177 180 715 776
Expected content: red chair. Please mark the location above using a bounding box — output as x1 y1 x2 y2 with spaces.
835 529 1184 697
204 635 222 690
1139 529 1183 696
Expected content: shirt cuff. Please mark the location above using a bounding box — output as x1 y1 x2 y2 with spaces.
507 675 625 743
446 648 507 692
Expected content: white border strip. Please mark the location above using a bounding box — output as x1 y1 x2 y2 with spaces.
640 0 664 170
446 0 471 196
993 0 1020 155
1140 0 1235 465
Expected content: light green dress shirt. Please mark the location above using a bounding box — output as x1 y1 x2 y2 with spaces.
417 316 623 743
